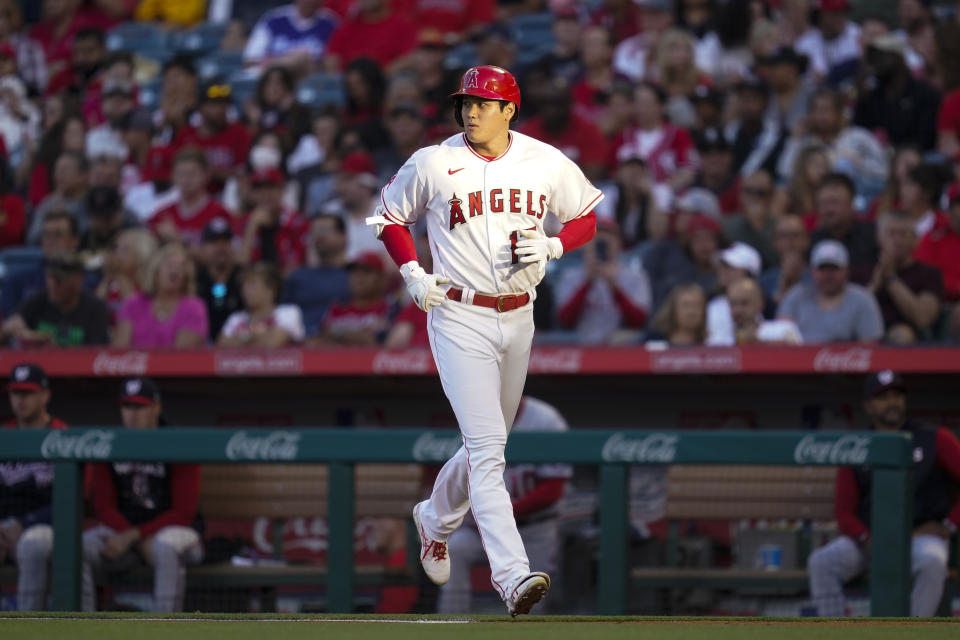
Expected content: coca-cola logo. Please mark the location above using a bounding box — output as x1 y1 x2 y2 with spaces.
528 349 582 374
813 348 872 372
793 435 870 465
412 432 462 462
372 350 433 374
601 432 678 463
226 431 300 461
215 353 303 376
650 349 741 373
93 352 149 376
41 430 115 459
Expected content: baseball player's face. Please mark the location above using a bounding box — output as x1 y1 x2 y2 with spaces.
9 390 49 426
865 389 907 431
121 403 161 429
461 97 513 146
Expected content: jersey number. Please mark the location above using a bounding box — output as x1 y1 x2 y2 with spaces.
509 227 537 265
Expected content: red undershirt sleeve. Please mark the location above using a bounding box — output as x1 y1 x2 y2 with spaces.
556 210 597 253
558 280 592 328
935 428 960 527
91 464 133 532
835 466 868 539
611 288 648 327
380 224 419 267
512 478 565 520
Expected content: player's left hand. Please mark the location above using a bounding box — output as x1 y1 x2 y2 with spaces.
515 230 563 279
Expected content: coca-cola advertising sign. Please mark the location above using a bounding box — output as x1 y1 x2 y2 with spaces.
372 350 433 374
528 349 582 374
813 347 872 372
215 352 303 376
41 430 115 459
793 435 870 465
93 351 149 376
412 432 462 462
601 432 678 463
225 431 300 461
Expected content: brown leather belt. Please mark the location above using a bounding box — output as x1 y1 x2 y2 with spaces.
446 287 531 312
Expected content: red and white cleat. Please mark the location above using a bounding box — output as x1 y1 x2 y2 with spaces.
412 501 450 585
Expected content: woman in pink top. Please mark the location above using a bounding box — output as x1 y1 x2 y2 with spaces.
112 243 209 348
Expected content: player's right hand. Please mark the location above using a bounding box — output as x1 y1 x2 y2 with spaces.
400 261 450 311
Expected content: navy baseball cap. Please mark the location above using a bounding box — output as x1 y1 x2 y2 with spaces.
202 217 234 242
8 363 49 392
863 370 906 399
120 377 161 405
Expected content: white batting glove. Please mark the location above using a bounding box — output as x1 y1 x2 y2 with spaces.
400 261 450 311
515 230 564 279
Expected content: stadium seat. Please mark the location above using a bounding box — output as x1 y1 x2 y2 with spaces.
106 22 168 53
226 74 259 107
0 246 44 283
508 12 555 66
170 23 227 56
444 43 478 71
198 52 245 80
296 72 345 108
137 77 163 110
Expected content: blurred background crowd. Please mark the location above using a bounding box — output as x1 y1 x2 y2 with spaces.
0 0 959 350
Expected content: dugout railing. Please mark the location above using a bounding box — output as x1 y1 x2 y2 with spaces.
0 428 915 615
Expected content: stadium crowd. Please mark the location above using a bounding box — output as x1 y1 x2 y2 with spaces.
0 0 958 349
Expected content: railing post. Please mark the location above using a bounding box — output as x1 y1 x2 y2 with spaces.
598 463 628 615
51 461 82 611
327 461 354 613
870 467 912 616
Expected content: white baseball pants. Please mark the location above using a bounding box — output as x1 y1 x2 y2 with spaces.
420 299 535 601
15 524 53 610
808 533 949 617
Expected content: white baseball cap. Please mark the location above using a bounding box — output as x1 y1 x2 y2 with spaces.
719 242 761 276
675 188 721 220
810 239 849 268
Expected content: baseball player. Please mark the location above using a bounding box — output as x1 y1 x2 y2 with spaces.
369 65 600 616
807 370 960 617
437 396 571 613
83 378 203 612
1 363 67 611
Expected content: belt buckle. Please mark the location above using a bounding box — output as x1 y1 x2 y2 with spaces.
496 294 518 312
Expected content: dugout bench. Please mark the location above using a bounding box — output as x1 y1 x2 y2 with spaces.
630 465 958 615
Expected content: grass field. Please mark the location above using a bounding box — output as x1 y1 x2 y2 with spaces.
2 613 959 640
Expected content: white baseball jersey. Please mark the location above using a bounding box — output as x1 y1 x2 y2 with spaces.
378 132 603 294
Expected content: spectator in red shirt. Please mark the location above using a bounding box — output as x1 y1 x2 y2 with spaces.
239 167 308 275
148 148 230 246
312 251 390 346
0 158 24 249
31 0 113 84
174 81 252 193
610 82 698 192
938 84 960 162
392 0 494 44
518 77 608 182
44 26 105 97
572 25 617 128
915 194 960 304
589 0 643 45
83 377 203 612
324 0 418 73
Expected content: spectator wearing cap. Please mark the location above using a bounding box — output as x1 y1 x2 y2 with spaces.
372 102 427 184
95 228 158 324
853 34 940 152
113 243 208 349
148 148 231 246
518 77 608 183
727 78 787 177
705 242 762 346
554 220 652 345
530 6 586 86
84 377 203 612
777 88 888 200
610 82 698 192
728 278 802 344
173 80 252 192
809 173 879 285
239 166 308 276
219 262 304 347
244 0 339 73
79 185 140 260
808 370 960 618
758 46 814 134
1 363 68 611
866 211 943 344
195 217 244 340
311 251 390 345
0 251 109 347
282 214 351 337
915 194 960 309
794 0 860 82
0 0 47 94
26 151 89 245
777 239 883 343
134 0 206 27
645 213 722 311
901 163 950 240
692 130 739 215
329 150 383 260
689 86 724 141
324 0 418 73
723 170 778 269
593 155 671 248
610 0 674 82
1 210 80 318
760 214 812 306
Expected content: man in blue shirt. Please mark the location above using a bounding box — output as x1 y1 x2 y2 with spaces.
283 214 350 337
243 0 338 72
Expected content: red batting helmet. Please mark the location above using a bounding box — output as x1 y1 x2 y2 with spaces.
450 65 521 126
